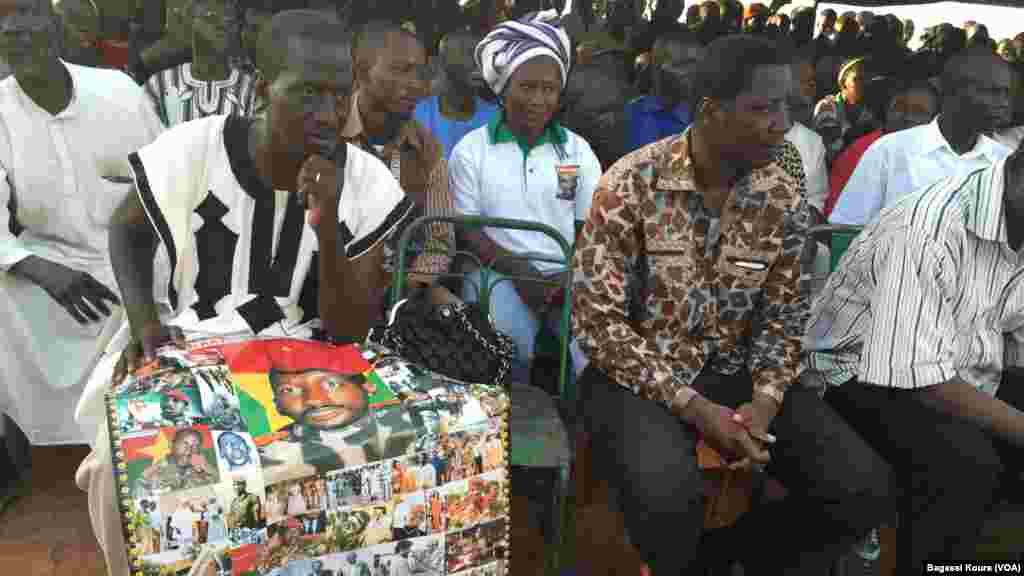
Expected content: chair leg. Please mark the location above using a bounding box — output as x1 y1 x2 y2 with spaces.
547 464 571 574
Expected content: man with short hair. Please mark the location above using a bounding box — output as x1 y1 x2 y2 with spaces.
624 28 703 153
807 139 1024 572
348 19 457 316
74 10 410 575
574 35 891 575
0 0 163 449
830 46 1014 225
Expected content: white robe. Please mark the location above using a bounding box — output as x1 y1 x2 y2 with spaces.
0 61 163 445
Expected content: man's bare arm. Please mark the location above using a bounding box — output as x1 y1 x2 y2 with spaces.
109 187 161 342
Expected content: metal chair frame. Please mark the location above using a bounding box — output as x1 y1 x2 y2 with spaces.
392 214 575 574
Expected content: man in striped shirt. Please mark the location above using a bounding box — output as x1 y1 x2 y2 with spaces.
805 139 1024 572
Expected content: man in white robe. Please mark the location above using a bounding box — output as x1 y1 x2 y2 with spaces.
0 0 163 446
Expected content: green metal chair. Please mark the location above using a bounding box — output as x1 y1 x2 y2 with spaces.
392 214 575 574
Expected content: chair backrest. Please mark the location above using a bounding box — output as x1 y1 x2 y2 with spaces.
808 223 864 273
391 214 576 402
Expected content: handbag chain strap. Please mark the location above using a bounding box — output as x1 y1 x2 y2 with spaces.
445 302 514 386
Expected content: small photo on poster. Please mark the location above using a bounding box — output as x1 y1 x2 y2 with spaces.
212 471 267 544
318 548 380 576
187 542 234 576
248 520 319 574
370 354 434 402
324 459 392 510
264 475 327 526
424 487 447 535
325 502 394 552
370 533 446 576
389 454 431 497
213 430 259 475
467 384 509 419
466 469 508 527
444 518 506 574
121 425 220 495
441 477 488 533
225 542 263 576
115 384 205 433
444 421 504 482
194 364 245 431
391 489 428 541
153 484 231 556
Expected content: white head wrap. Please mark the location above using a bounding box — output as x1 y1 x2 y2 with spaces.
474 9 573 98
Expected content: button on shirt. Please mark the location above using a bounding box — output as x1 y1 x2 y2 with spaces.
829 116 1013 225
450 110 602 273
624 95 692 154
805 158 1024 396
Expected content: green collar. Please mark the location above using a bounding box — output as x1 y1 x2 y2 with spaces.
488 109 567 156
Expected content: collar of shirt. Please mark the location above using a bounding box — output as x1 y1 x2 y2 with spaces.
11 59 83 120
486 108 567 157
648 127 792 207
919 115 1012 161
960 156 1010 245
342 90 422 154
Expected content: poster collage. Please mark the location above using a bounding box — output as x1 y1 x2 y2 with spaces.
106 337 511 576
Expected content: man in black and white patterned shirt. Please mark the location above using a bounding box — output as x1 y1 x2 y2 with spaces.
145 0 257 127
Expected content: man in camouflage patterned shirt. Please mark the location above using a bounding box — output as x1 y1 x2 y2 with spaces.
574 35 892 575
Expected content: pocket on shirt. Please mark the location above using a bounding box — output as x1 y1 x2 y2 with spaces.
90 179 134 227
716 245 776 287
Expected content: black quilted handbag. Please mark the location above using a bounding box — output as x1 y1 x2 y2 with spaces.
367 291 517 387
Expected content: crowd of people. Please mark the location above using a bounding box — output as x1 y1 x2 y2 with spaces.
0 0 1022 574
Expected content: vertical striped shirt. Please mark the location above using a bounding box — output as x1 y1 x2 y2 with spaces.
804 156 1024 396
145 63 258 128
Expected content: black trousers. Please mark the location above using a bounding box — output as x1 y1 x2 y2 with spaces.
579 364 892 575
825 371 1024 572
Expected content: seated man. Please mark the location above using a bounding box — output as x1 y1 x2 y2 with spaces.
573 35 891 575
346 19 458 317
806 139 1024 572
0 0 163 447
452 12 601 382
73 10 411 575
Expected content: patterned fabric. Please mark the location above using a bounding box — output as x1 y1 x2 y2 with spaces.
145 63 258 128
475 10 572 97
107 338 510 576
805 157 1024 396
572 130 811 411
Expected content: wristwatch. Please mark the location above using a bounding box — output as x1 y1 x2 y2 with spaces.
755 385 784 405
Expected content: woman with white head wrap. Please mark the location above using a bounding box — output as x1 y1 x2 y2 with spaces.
451 10 598 384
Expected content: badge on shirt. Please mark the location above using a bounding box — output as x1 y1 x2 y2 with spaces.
556 164 580 201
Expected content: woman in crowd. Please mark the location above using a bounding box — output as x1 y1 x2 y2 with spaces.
451 10 600 384
814 56 875 164
826 76 939 217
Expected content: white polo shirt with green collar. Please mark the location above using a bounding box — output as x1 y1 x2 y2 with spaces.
449 110 602 272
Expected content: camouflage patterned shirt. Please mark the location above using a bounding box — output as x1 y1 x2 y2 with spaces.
572 129 811 411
